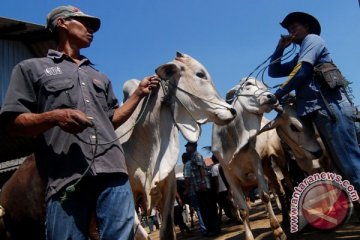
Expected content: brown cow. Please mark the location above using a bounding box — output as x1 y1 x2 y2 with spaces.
0 155 100 240
0 155 45 240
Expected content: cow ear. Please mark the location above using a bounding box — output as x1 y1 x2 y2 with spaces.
122 79 140 102
155 63 180 80
226 89 237 101
117 79 143 143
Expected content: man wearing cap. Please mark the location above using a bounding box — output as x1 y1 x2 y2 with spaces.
183 142 221 237
0 5 159 240
268 12 360 193
182 151 207 235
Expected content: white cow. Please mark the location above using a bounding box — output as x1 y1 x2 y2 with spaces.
211 77 286 240
116 52 236 240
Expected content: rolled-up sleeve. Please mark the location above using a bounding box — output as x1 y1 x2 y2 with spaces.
1 62 37 115
105 80 119 120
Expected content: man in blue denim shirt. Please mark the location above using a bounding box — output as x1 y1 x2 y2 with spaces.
268 12 360 193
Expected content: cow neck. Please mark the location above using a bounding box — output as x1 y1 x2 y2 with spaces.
233 100 263 148
159 77 200 128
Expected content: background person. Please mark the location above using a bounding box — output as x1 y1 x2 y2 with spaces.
182 152 207 235
147 207 160 233
173 190 192 236
210 155 239 224
183 142 221 237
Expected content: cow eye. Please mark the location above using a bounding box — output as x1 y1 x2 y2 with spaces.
290 124 300 132
196 71 207 79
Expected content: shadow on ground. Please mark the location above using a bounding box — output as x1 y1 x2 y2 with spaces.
149 198 360 240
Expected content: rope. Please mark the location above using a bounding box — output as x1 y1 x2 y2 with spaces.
60 92 153 203
159 77 237 128
60 122 99 203
226 43 297 105
165 80 235 113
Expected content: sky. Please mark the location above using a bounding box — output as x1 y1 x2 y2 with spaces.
2 1 360 164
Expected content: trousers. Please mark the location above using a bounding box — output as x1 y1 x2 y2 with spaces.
311 99 360 193
46 173 134 240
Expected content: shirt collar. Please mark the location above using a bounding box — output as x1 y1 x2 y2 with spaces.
47 49 94 65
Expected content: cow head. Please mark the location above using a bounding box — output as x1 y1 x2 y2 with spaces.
226 77 278 115
258 99 324 171
155 52 236 142
212 78 278 162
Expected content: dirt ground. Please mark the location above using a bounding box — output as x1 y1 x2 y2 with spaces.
148 199 360 240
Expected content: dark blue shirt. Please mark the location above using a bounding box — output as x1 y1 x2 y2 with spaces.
268 34 346 116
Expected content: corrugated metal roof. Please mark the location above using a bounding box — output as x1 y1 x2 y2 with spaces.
0 157 25 173
0 17 56 57
0 17 56 163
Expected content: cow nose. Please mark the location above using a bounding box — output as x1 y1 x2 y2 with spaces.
267 94 277 104
311 149 323 158
229 108 237 116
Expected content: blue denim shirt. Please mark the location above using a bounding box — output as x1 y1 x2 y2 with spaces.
269 34 340 116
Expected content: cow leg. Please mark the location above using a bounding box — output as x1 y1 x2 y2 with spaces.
222 168 254 240
134 210 151 240
250 151 286 240
258 183 287 240
157 171 176 240
261 194 286 240
263 158 290 228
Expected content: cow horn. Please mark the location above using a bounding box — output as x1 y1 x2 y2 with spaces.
257 117 280 135
273 104 284 114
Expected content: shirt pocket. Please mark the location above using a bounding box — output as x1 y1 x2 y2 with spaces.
92 79 108 111
41 78 76 111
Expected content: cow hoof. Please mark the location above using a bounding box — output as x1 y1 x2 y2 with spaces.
0 205 5 217
274 227 287 240
278 233 287 240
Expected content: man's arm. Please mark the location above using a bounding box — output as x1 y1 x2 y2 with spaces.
268 36 297 78
274 61 313 99
211 175 219 194
175 191 183 206
210 165 220 193
111 76 160 129
6 109 93 136
183 177 191 196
